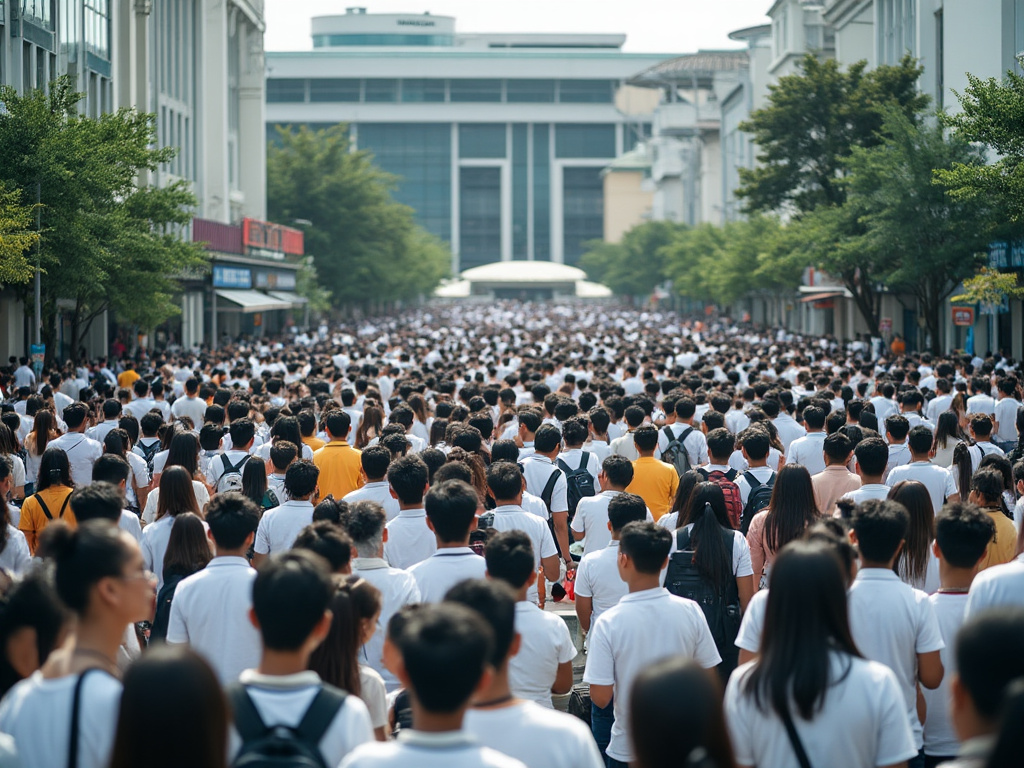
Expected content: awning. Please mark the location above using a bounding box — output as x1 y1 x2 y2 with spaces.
214 290 294 313
799 291 845 303
268 291 307 307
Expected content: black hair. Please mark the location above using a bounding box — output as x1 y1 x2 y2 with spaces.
92 453 132 486
419 447 447 484
292 521 354 573
852 499 909 563
956 608 1024 720
444 578 518 668
740 427 770 461
971 467 1005 505
887 480 934 585
602 454 634 487
358 445 391 481
198 423 223 452
854 437 888 477
607 492 647 532
283 459 319 499
312 496 350 526
935 502 996 568
687 491 733 590
43 520 134 614
269 440 298 471
633 425 658 452
619 521 671 575
37 447 74 491
324 410 351 438
228 417 256 448
765 465 819 552
0 569 67 698
252 550 333 651
69 482 124 524
204 492 260 550
165 432 200 478
802 406 826 430
822 432 853 463
561 417 588 447
484 529 535 590
387 454 429 505
533 424 561 454
705 428 735 460
424 480 478 544
395 603 494 713
487 460 524 501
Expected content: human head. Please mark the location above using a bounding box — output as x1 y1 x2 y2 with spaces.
0 570 68 698
705 428 735 463
618 521 671 575
387 454 429 506
484 529 535 591
601 454 634 490
444 578 518 669
969 467 1004 507
632 425 658 454
155 466 200 521
284 459 319 501
161 513 213 581
228 417 255 449
324 410 352 440
69 482 124 524
37 447 74 491
607 492 647 534
969 414 993 439
204 492 260 552
360 445 392 482
953 609 1024 740
486 461 524 503
533 424 561 455
424 479 478 545
251 550 333 652
292 522 354 574
852 499 909 565
347 501 387 559
822 432 853 466
91 454 131 491
854 437 888 479
934 502 996 569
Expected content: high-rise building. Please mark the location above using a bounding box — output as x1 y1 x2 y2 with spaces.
265 8 678 272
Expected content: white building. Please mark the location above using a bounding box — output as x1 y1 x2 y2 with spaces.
265 8 678 272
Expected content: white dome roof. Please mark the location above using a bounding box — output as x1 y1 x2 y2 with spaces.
460 260 588 284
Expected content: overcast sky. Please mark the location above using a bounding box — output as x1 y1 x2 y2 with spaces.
264 0 772 53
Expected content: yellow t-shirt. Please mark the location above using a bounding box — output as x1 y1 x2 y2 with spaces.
313 441 364 500
626 457 679 520
978 509 1018 571
117 369 140 389
19 485 76 553
303 435 326 452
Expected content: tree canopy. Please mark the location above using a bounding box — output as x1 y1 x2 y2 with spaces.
0 182 38 285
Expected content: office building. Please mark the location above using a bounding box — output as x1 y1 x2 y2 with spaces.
266 8 678 272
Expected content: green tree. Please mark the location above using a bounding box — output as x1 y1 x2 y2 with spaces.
267 125 450 308
580 220 684 299
845 110 993 351
937 69 1024 223
952 267 1024 309
0 79 205 361
737 54 927 213
0 182 38 285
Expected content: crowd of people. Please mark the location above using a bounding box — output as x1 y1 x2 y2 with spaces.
0 301 1022 768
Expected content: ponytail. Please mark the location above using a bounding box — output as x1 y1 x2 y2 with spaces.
691 502 732 590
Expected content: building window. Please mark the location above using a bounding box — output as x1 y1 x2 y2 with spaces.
21 0 52 29
84 0 110 60
558 79 616 103
312 33 454 47
562 167 603 267
309 78 360 102
512 124 528 259
401 79 446 102
364 79 398 102
267 78 306 103
450 78 502 102
459 124 506 159
533 124 550 261
459 167 502 270
506 79 556 103
555 124 616 159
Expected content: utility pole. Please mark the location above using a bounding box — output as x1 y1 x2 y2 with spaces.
34 180 41 346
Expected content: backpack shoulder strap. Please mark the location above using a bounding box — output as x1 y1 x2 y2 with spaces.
675 526 692 551
743 471 761 490
69 669 114 768
696 466 710 479
222 452 249 474
34 493 53 521
579 451 590 471
226 684 268 744
541 468 560 510
58 494 71 519
662 425 676 441
724 468 739 482
556 458 571 475
680 426 694 441
296 685 348 747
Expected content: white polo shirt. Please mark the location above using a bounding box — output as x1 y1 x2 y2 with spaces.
344 481 401 522
886 461 958 515
847 568 945 749
922 592 970 758
47 431 103 487
489 505 558 604
574 540 628 625
785 432 827 476
0 525 31 576
141 513 208 592
509 601 577 709
734 587 769 653
772 414 806 452
118 509 142 542
884 443 912 480
841 483 891 506
338 730 526 768
463 700 604 768
555 448 601 487
166 556 261 685
994 397 1021 443
384 509 437 570
520 455 568 514
409 547 488 603
352 557 421 692
230 670 374 766
254 499 315 556
725 653 917 768
583 587 721 763
965 555 1024 617
570 491 622 556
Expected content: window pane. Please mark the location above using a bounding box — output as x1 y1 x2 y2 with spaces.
460 167 502 270
512 124 528 259
450 78 502 102
364 79 398 102
533 124 550 261
267 78 305 103
459 124 506 158
309 78 360 102
562 167 603 266
559 79 615 103
401 79 446 102
555 124 616 158
506 79 555 103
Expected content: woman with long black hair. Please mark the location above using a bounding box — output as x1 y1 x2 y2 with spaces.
18 447 75 554
724 541 917 768
746 464 819 591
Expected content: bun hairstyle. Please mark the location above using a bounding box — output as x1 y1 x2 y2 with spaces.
36 521 132 614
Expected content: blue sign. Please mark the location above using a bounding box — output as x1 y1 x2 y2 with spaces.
213 265 252 289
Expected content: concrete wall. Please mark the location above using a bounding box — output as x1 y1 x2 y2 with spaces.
603 171 652 243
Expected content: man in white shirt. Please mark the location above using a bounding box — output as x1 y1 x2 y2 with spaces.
870 382 899 423
349 501 421 692
785 405 828 476
454 579 604 768
383 454 436 569
585 406 613 463
966 376 996 416
167 493 262 685
206 418 257 491
654 397 707 469
576 493 647 639
847 500 945 755
926 378 954 423
841 437 893 509
886 426 960 513
170 377 208 426
555 417 601 488
229 550 374 765
12 358 35 389
584 521 721 766
572 456 652 556
734 428 778 508
343 445 401 521
486 461 561 604
764 398 805 452
521 425 573 570
409 480 487 603
608 406 645 462
485 531 576 709
86 398 123 444
993 377 1021 451
252 460 320 567
124 378 155 421
49 402 103 487
883 413 913 481
966 415 1005 474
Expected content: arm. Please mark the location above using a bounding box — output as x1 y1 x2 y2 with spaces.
251 552 268 569
552 511 573 571
572 528 585 541
552 661 573 695
737 574 754 613
747 518 766 591
541 554 561 584
589 684 613 710
738 648 757 666
576 595 594 634
917 650 943 690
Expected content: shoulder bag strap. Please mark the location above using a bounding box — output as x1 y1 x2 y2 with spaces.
579 451 590 471
779 704 814 768
34 493 53 521
296 685 348 746
675 526 691 551
743 471 760 490
69 669 105 768
541 469 560 510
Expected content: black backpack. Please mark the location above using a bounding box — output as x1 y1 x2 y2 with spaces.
150 572 187 643
664 527 742 665
661 425 694 477
228 683 347 768
556 452 596 517
740 470 776 535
